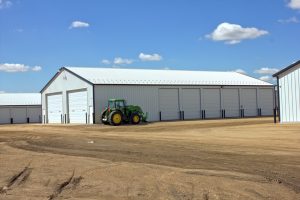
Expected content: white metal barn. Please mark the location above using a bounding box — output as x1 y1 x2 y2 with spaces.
0 93 42 124
41 67 274 124
273 60 300 123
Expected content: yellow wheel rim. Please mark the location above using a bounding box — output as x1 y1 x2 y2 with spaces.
113 113 122 124
133 115 140 123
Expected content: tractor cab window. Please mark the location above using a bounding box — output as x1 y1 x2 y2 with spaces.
115 101 124 108
108 101 115 108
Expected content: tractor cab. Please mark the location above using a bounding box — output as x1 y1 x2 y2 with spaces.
108 99 126 109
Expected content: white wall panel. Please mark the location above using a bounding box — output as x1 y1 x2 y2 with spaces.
279 76 287 122
10 107 27 124
278 64 300 123
241 88 257 117
258 88 274 116
182 89 201 119
27 107 41 123
0 108 10 124
222 89 239 118
202 89 221 118
159 89 180 120
294 69 300 122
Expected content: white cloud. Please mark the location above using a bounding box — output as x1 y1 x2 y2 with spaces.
0 63 42 72
69 21 90 29
0 63 29 72
0 0 12 9
16 28 24 32
101 59 111 65
288 0 300 9
278 16 299 23
113 57 133 65
234 69 247 75
31 66 42 71
0 91 5 93
259 76 272 82
206 22 269 44
254 67 279 75
139 53 162 61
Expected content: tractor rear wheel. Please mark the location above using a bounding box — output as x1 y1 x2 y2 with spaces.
130 113 141 125
108 111 123 126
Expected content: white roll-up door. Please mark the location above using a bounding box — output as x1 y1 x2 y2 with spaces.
259 88 273 116
159 89 180 120
11 107 27 123
27 107 41 123
182 89 200 119
47 93 63 123
241 88 257 117
222 89 239 118
202 89 221 118
68 90 88 124
0 108 10 124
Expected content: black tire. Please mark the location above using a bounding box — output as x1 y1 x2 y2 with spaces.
101 110 109 125
102 118 109 125
108 111 123 126
130 113 141 125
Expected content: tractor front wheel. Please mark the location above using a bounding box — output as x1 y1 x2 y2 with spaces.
109 111 123 126
130 113 141 125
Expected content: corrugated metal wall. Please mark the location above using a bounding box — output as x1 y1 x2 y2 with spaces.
0 106 42 124
278 64 300 122
94 85 159 123
94 85 274 123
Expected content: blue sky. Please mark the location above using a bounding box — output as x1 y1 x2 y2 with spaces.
0 0 299 92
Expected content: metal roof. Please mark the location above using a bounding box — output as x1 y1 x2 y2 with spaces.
0 93 41 106
64 67 272 86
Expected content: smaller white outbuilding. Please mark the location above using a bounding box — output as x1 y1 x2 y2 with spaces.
0 93 42 124
273 60 300 123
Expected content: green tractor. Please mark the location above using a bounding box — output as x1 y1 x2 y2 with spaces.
101 99 147 126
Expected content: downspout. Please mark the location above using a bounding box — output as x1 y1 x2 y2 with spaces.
93 84 96 124
276 77 281 122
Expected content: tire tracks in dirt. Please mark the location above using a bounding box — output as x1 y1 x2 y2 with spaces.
0 163 32 195
48 170 83 200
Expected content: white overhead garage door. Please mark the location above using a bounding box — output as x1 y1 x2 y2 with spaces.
10 107 27 124
0 108 10 124
27 107 41 123
202 89 221 118
259 88 273 116
222 89 240 118
68 90 88 124
47 93 63 123
159 89 180 120
241 88 257 117
182 89 200 119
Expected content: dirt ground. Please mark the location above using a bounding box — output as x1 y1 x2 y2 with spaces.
0 118 299 200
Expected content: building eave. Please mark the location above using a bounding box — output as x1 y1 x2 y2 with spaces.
273 60 300 77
